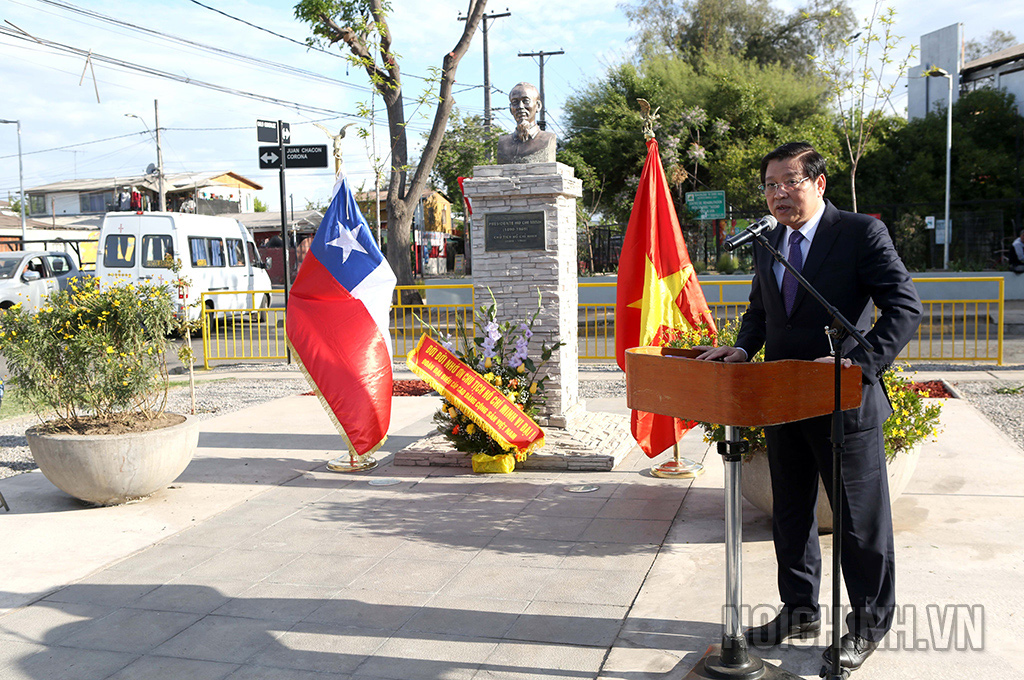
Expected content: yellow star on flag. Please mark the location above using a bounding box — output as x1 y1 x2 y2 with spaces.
629 254 697 346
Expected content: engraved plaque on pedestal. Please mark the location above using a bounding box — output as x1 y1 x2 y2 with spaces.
484 212 546 252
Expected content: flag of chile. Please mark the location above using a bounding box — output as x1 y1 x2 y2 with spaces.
287 172 397 457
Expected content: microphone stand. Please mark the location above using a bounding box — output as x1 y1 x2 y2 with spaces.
751 231 873 680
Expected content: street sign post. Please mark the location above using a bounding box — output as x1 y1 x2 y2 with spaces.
685 190 727 220
258 145 328 170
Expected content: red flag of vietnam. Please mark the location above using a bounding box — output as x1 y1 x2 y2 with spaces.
615 138 717 457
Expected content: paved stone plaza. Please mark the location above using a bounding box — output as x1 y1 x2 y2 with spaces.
1 366 1022 679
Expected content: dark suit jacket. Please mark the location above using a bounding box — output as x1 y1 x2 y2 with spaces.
736 200 923 432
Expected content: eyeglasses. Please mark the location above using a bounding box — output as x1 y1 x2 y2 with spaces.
758 176 811 196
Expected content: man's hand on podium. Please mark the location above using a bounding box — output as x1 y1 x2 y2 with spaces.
693 346 748 362
814 356 853 368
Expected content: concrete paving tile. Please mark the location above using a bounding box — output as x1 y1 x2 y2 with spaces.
414 515 515 540
150 614 286 663
401 595 530 638
41 569 162 608
353 559 461 595
471 538 574 569
464 480 546 500
609 481 694 501
247 622 388 674
106 543 224 580
520 497 609 518
596 498 683 521
501 515 593 542
438 564 556 601
12 645 136 680
580 518 673 544
0 601 112 644
303 589 431 631
305 533 407 558
559 541 659 571
266 554 382 587
533 567 647 607
236 524 349 554
474 640 607 680
451 497 534 515
504 600 628 648
534 482 620 500
160 520 263 549
206 499 304 527
131 579 253 615
0 639 45 673
597 643 692 679
212 582 336 624
105 655 240 680
387 535 491 563
183 548 302 583
354 633 498 680
226 665 352 680
58 607 201 654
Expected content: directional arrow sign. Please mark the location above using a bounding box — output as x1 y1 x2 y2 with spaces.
258 149 281 169
258 145 329 170
281 123 291 143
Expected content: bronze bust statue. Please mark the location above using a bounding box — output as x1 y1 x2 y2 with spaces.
496 82 556 164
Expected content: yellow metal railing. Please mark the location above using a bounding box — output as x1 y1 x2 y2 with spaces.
201 290 287 369
574 277 1005 364
391 284 475 359
199 277 1006 367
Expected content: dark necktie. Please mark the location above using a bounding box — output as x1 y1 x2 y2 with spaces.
783 231 804 316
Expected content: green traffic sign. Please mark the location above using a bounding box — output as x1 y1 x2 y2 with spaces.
685 190 726 220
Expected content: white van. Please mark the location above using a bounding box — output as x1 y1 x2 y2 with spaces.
96 212 273 320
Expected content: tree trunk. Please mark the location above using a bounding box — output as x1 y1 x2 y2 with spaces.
850 165 858 213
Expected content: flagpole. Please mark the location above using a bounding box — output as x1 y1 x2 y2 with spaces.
633 100 704 481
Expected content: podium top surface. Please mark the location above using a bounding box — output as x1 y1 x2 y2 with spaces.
624 347 862 427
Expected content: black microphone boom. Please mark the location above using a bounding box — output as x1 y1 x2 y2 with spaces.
722 215 778 251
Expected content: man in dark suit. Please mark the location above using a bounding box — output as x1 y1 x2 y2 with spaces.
697 142 922 670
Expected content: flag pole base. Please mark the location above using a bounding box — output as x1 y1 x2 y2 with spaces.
326 455 378 473
651 442 703 478
651 458 704 478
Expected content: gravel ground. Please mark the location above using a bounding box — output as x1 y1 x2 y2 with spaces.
3 365 1022 480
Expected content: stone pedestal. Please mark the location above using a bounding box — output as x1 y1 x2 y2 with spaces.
461 162 583 428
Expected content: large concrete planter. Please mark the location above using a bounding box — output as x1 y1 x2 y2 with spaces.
740 443 921 533
26 414 199 506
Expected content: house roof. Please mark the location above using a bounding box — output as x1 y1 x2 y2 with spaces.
27 171 263 194
963 43 1024 76
236 210 323 231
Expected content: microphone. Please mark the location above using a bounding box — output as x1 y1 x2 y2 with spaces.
722 215 778 251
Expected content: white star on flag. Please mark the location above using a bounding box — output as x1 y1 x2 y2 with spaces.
326 222 368 263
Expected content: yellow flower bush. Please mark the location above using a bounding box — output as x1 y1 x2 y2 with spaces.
0 276 175 427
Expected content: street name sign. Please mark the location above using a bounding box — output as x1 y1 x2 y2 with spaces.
257 120 291 144
685 190 727 220
258 145 329 170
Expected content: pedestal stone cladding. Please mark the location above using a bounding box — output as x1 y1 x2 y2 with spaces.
462 162 582 428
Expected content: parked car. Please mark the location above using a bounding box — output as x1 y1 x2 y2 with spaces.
0 251 91 313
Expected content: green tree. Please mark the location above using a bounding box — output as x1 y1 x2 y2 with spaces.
428 108 501 219
560 52 841 223
294 0 488 286
5 192 21 215
621 0 854 71
253 197 269 212
964 29 1017 62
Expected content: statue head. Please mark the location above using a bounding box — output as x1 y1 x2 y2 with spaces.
509 82 542 140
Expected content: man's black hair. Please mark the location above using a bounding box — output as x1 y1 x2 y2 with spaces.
760 142 827 184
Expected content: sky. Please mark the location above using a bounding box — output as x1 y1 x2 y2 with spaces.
1 0 1023 215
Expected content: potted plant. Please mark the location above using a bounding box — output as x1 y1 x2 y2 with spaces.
672 320 942 530
427 292 563 473
0 277 199 505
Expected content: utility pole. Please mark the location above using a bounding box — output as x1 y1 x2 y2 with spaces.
518 49 564 130
459 8 510 153
154 99 166 212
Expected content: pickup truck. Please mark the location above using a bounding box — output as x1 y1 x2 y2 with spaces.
0 250 91 313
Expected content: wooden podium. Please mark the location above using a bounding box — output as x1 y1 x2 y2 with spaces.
625 347 862 680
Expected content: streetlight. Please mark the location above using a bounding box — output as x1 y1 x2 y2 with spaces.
124 99 166 211
925 65 953 270
0 119 26 241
